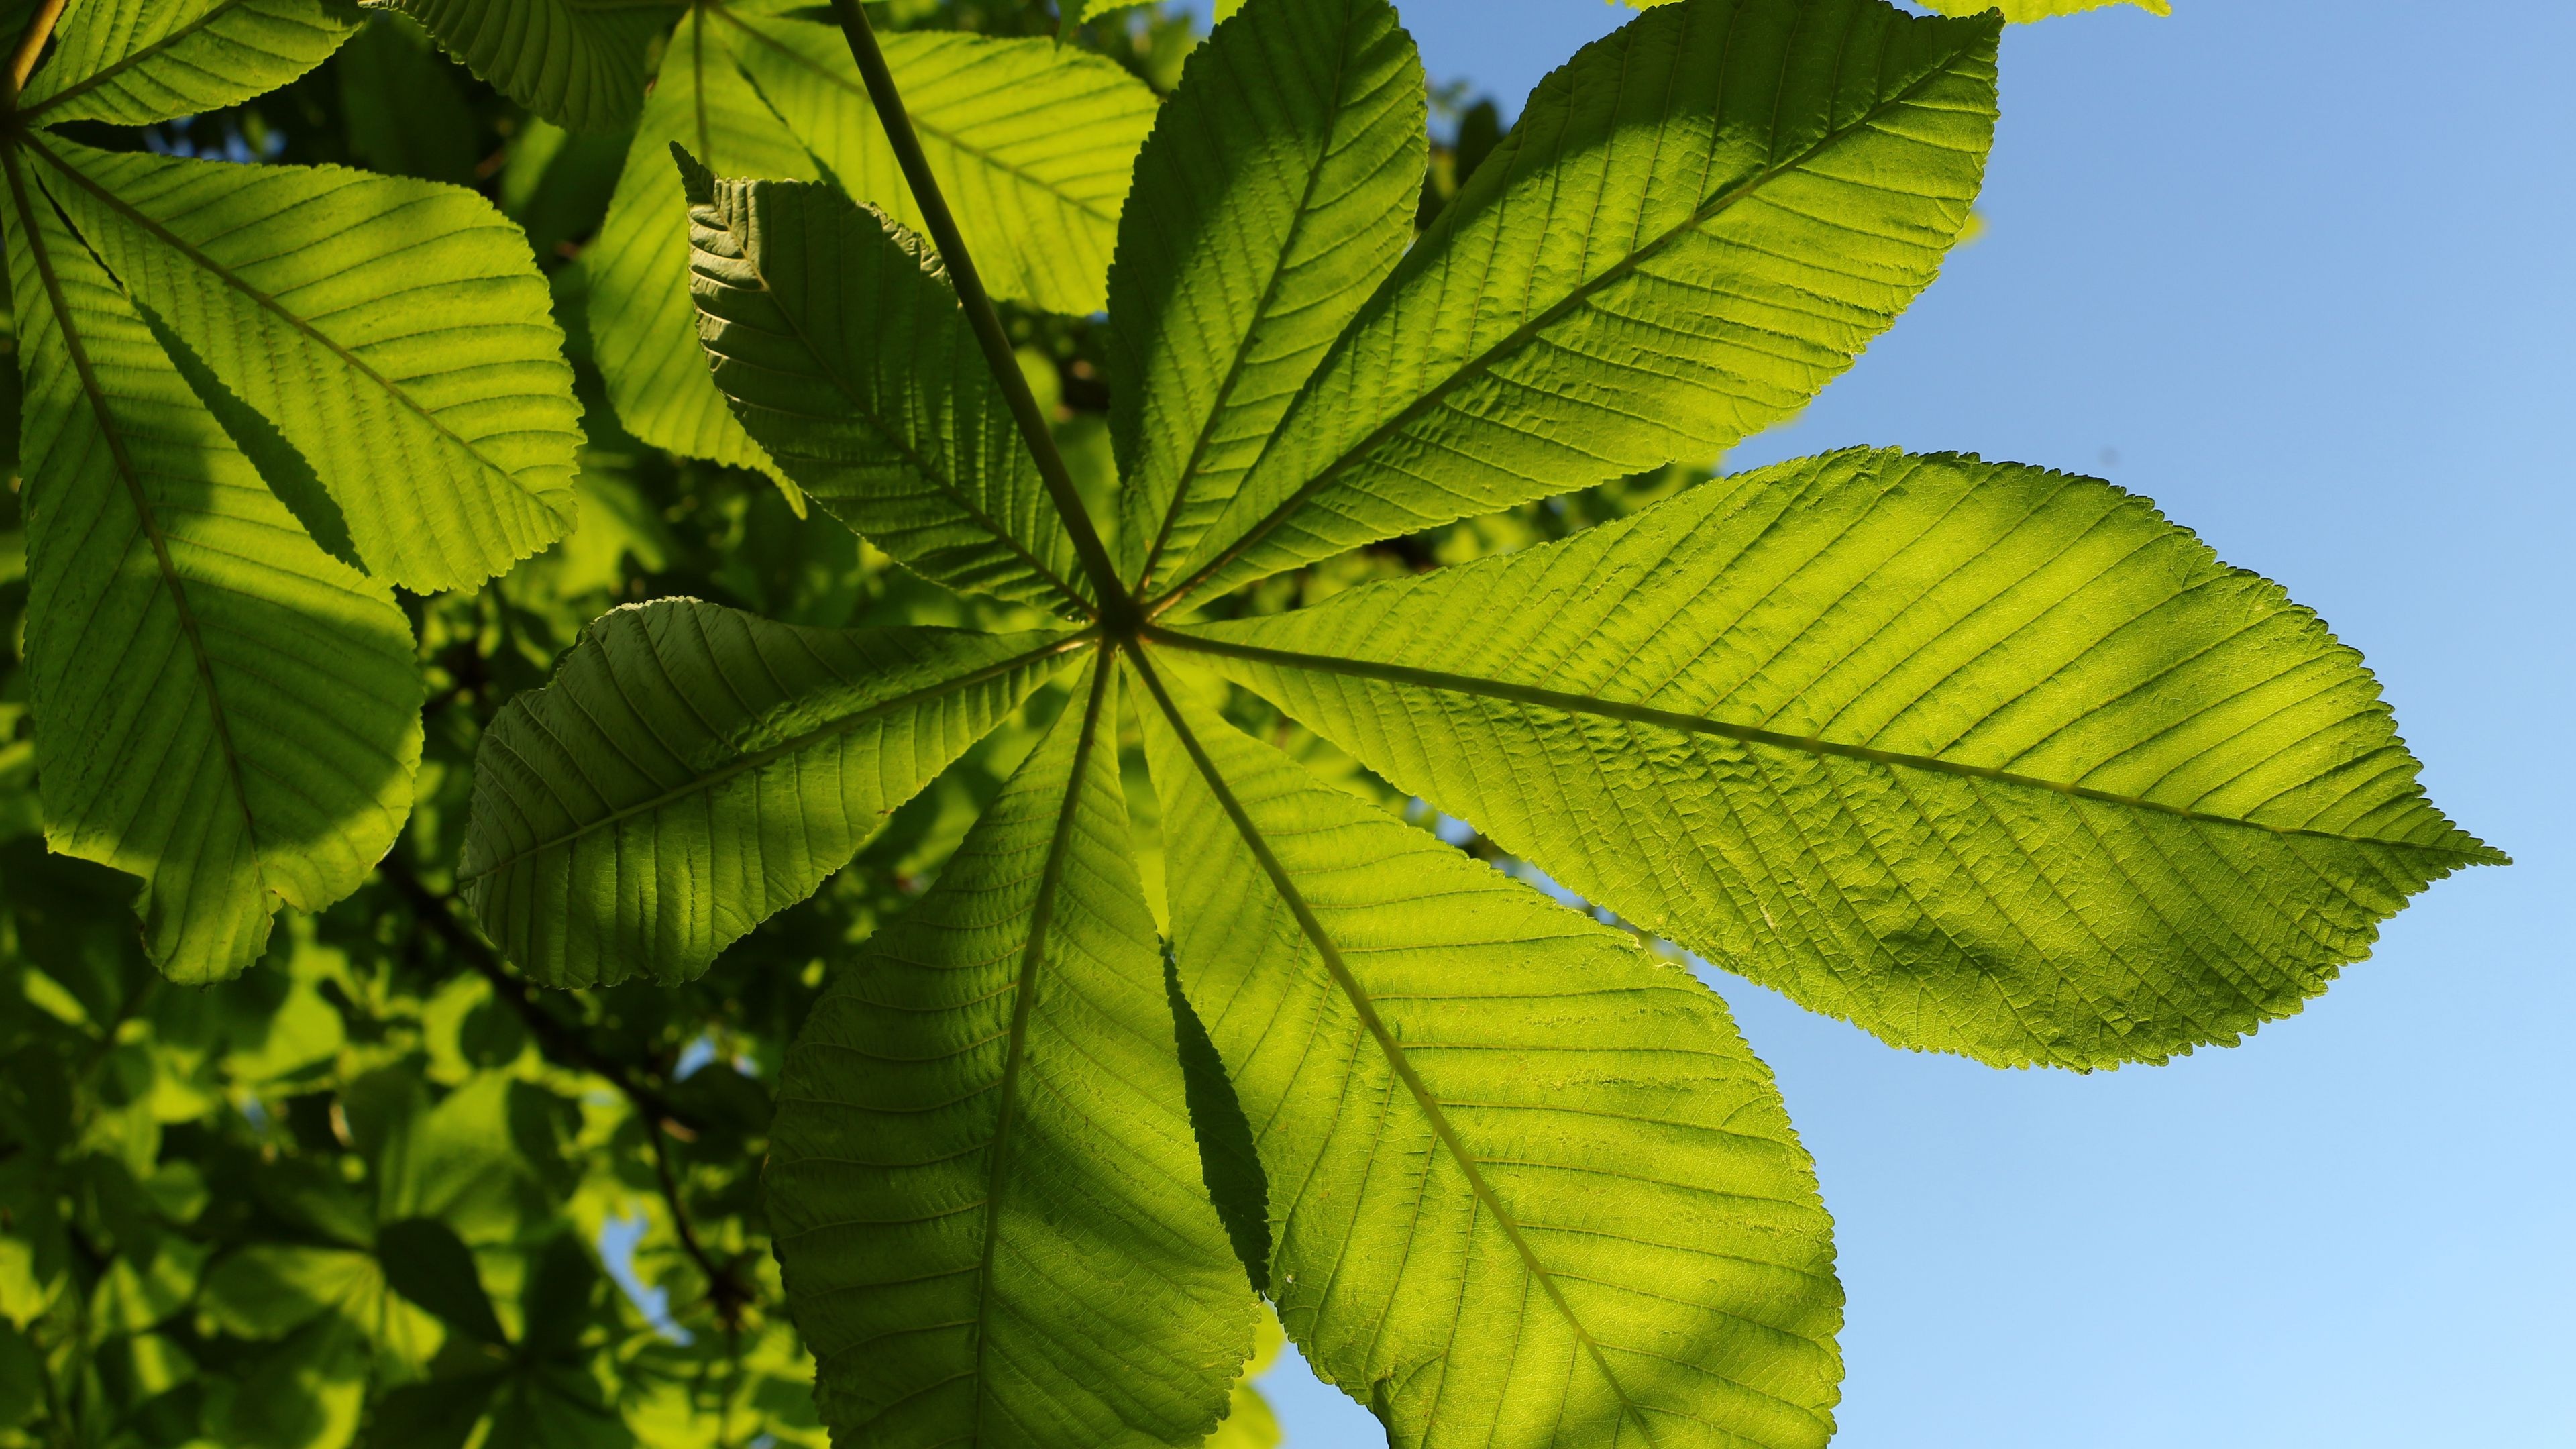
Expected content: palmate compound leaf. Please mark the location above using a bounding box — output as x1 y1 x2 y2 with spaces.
587 3 1156 474
1159 448 2506 1070
682 161 1097 618
14 0 360 125
458 600 1083 987
718 7 1160 317
1133 653 1841 1449
365 0 678 131
26 133 584 593
767 657 1254 1448
1 149 421 983
1146 0 2002 613
1106 0 1428 590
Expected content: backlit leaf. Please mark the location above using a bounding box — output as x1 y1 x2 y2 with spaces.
460 599 1081 987
31 136 584 592
769 658 1252 1448
2 152 421 983
683 163 1097 617
1109 0 1426 590
18 0 360 126
1155 0 2000 610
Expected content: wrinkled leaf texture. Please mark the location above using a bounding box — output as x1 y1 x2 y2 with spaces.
582 1 1156 476
468 0 2500 1446
3 0 582 978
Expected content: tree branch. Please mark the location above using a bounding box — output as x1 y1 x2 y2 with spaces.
820 0 1130 623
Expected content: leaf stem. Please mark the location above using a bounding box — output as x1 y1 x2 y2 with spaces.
3 0 64 105
820 0 1130 625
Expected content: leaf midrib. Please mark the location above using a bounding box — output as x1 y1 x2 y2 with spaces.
21 132 570 551
1147 33 1987 615
20 0 266 121
1129 647 1654 1438
460 633 1091 883
1 142 264 877
706 182 1096 618
710 3 1120 226
968 656 1112 1446
1150 625 2504 863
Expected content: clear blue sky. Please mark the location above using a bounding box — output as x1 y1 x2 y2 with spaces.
1163 1 2576 1445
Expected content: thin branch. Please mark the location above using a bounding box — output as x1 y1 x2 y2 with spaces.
820 0 1131 622
376 856 710 1135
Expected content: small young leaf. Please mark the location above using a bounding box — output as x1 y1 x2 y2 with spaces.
1136 657 1843 1449
588 3 820 476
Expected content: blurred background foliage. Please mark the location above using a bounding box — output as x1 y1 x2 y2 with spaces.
0 4 1700 1444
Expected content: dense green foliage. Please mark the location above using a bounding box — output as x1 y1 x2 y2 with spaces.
0 0 2493 1448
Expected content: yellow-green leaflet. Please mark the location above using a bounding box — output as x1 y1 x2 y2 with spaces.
1108 0 1427 590
367 0 675 131
2 153 420 981
34 137 584 593
588 3 820 476
684 164 1100 619
1137 657 1841 1449
18 0 359 125
1167 449 2500 1069
769 659 1255 1449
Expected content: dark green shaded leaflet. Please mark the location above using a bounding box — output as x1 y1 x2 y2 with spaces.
460 600 1083 987
768 659 1252 1449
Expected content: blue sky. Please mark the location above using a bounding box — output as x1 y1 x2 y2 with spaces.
1184 1 2576 1444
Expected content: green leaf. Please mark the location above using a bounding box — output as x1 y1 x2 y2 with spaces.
376 1218 507 1345
682 164 1097 616
1201 1309 1283 1449
366 0 679 131
717 10 1159 316
459 599 1081 987
1134 656 1842 1449
587 3 819 476
29 136 584 593
767 657 1253 1449
17 0 360 126
1151 0 2001 611
1165 448 2504 1069
1 150 422 984
337 13 481 186
1108 0 1426 590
